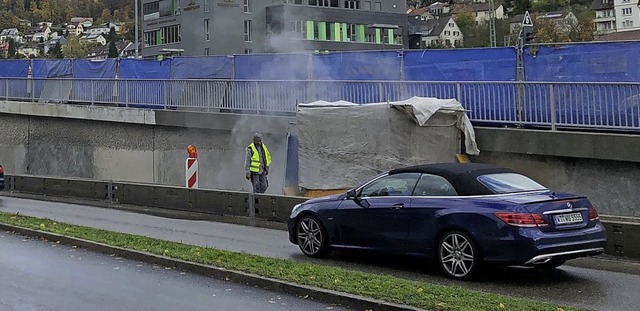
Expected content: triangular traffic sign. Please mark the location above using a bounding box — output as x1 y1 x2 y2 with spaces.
522 11 533 27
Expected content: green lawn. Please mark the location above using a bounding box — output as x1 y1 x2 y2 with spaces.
0 211 583 311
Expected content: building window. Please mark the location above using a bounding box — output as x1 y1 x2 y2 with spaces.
345 0 359 9
309 0 337 7
244 20 252 42
374 1 381 11
622 8 632 15
204 0 210 12
204 19 210 41
449 22 454 27
143 1 160 15
204 48 210 56
348 24 356 41
623 20 634 27
245 48 252 54
143 25 181 47
290 21 307 38
454 39 460 47
244 0 251 13
363 1 371 10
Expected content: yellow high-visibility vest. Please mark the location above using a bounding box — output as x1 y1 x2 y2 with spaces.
248 143 271 173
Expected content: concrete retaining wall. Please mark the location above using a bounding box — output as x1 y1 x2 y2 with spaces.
0 108 293 195
473 128 640 218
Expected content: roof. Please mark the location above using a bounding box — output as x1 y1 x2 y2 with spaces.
0 28 19 36
592 0 614 10
537 11 571 20
408 16 451 36
451 3 497 14
596 30 640 42
409 7 430 16
390 163 516 195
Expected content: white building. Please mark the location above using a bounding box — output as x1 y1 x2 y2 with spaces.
408 15 464 48
592 0 640 34
615 0 640 31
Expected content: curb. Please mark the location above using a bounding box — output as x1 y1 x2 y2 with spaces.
0 222 426 311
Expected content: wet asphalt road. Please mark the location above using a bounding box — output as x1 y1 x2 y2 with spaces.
0 230 350 311
1 195 639 311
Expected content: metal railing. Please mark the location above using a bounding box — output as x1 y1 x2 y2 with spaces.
2 78 640 131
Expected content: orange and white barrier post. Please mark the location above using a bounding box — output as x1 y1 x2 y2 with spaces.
186 145 199 189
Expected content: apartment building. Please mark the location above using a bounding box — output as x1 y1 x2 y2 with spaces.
140 0 408 57
593 0 640 34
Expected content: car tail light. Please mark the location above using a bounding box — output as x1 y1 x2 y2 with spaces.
494 212 548 227
0 166 3 174
588 207 599 221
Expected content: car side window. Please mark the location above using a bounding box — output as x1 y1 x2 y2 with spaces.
360 173 421 197
412 174 458 196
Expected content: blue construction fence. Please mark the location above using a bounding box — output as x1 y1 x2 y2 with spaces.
2 41 640 81
1 41 639 129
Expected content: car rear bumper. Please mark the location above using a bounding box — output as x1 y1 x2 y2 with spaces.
480 222 607 264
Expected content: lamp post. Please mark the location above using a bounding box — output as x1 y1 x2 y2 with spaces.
135 0 139 58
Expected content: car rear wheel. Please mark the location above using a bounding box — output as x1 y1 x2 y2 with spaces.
296 215 330 258
438 231 479 280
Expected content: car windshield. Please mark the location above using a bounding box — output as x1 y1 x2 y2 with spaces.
477 173 547 194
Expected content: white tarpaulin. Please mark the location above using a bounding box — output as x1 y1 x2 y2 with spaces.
297 97 480 190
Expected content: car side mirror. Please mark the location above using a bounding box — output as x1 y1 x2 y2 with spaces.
346 189 357 200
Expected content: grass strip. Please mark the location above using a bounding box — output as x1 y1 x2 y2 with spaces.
0 211 583 311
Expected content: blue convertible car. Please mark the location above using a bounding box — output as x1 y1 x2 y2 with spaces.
288 163 607 280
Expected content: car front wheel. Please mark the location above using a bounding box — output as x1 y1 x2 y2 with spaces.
438 231 479 280
296 215 330 258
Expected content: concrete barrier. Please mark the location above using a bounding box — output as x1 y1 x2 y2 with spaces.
602 221 640 259
3 174 639 260
3 174 307 224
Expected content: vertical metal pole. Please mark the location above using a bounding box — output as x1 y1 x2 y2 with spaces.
135 0 139 58
516 37 525 126
91 80 95 105
549 84 556 131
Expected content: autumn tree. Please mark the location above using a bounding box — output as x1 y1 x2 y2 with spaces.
8 38 16 58
108 40 118 58
62 35 93 58
509 0 532 16
532 0 569 13
48 41 63 58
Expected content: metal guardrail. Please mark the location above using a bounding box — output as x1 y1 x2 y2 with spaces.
2 78 640 131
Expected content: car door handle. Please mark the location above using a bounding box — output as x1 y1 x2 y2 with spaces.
391 203 405 209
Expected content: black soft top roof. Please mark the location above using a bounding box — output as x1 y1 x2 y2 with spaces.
389 163 517 195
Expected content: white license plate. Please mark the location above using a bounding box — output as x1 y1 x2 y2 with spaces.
554 212 583 225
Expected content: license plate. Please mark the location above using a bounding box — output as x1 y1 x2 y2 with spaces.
554 212 583 225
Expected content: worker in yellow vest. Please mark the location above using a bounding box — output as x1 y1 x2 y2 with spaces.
245 133 271 193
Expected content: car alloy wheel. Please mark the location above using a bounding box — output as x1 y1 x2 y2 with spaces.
296 215 329 258
438 231 478 280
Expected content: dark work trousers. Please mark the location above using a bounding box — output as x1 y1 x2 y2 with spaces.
251 173 268 193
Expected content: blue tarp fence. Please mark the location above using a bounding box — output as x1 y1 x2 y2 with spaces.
72 59 117 103
118 58 171 107
2 42 640 119
0 60 30 98
32 60 73 101
524 42 640 82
